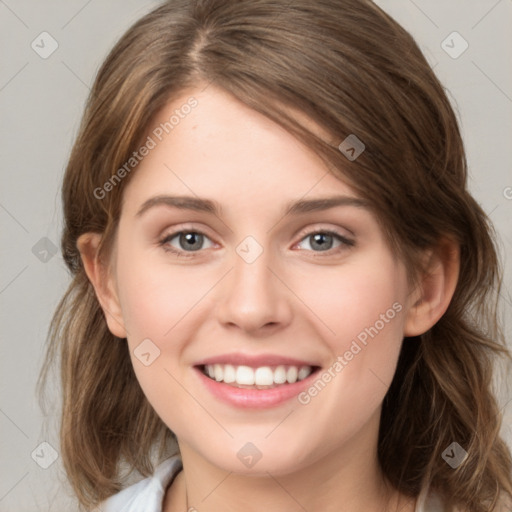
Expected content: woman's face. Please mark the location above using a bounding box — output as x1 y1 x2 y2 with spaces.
109 85 414 475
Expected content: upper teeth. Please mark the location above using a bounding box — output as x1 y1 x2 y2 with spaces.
204 364 313 386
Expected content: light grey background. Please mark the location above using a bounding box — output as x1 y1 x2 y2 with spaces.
1 1 511 511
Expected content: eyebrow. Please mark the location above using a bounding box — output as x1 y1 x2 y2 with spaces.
135 194 369 218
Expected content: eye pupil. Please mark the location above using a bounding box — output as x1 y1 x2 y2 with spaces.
180 232 203 251
310 233 333 251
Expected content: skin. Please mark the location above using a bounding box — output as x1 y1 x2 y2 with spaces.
79 85 460 512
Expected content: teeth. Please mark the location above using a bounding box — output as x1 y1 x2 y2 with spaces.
223 364 236 383
274 365 287 384
286 366 298 383
236 365 255 385
203 364 313 387
255 367 274 386
297 366 311 381
214 364 223 382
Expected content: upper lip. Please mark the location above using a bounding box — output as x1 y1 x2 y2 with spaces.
194 353 320 368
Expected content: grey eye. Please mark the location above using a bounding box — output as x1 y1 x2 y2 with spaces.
164 231 214 252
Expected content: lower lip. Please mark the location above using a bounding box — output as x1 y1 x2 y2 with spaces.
194 367 319 408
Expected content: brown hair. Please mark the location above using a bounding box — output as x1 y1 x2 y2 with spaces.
38 1 512 510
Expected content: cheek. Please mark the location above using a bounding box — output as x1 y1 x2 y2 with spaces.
114 253 206 428
293 256 407 353
116 250 209 341
293 255 407 424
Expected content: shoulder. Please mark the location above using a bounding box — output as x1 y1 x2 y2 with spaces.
414 486 483 512
99 455 183 512
416 487 511 512
415 485 446 512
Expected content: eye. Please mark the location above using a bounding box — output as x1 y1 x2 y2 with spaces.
159 230 215 256
295 230 354 253
158 228 354 258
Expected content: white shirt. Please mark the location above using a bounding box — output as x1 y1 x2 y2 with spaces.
99 455 445 512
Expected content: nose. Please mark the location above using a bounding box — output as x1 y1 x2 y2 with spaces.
216 246 293 335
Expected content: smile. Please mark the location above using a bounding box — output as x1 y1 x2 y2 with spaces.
201 364 315 388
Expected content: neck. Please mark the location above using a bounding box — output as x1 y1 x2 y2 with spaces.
164 413 416 512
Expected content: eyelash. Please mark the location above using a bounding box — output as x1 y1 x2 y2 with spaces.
157 228 355 259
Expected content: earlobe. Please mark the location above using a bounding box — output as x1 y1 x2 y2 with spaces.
404 238 460 337
77 232 127 339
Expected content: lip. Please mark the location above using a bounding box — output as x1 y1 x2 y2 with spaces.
193 364 321 409
194 352 319 368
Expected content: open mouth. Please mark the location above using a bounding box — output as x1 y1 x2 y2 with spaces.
198 364 321 389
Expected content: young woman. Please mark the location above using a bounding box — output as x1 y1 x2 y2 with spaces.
39 1 512 511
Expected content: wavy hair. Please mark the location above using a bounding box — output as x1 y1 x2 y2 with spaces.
38 1 512 510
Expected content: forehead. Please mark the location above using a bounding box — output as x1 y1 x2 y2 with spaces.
121 85 360 216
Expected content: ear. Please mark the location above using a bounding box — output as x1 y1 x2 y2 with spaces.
77 232 127 338
404 237 460 336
